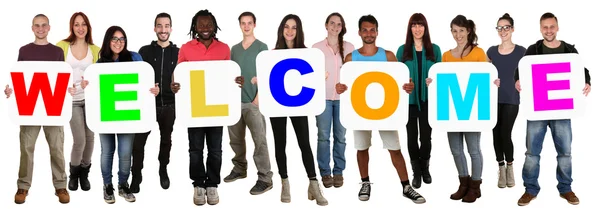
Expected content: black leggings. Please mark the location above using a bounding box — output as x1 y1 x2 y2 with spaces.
270 116 316 179
406 104 432 161
492 103 519 162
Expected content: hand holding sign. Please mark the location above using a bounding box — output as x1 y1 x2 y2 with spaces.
150 83 159 96
171 82 180 93
335 83 347 94
69 83 76 96
4 85 12 98
583 84 591 96
81 76 89 89
402 78 414 94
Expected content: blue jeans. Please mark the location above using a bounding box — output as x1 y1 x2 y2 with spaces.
100 133 134 185
522 119 573 196
447 132 483 180
315 100 346 177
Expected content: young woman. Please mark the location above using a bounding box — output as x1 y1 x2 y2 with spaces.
426 15 499 203
270 14 327 206
487 13 526 189
56 12 100 192
395 13 441 189
86 26 159 204
311 12 354 189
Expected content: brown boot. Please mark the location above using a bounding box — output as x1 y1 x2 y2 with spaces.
55 189 70 204
14 189 28 204
462 178 482 203
450 176 470 200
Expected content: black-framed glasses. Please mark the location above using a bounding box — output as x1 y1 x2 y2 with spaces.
496 25 512 32
111 37 126 43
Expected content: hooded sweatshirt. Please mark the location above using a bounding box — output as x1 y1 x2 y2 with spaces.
139 41 180 106
514 40 591 86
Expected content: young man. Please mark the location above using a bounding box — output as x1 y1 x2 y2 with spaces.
514 12 591 206
223 11 273 195
5 14 75 204
335 14 425 204
131 12 180 193
171 9 244 206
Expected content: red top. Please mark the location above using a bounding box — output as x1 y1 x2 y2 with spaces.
178 38 230 64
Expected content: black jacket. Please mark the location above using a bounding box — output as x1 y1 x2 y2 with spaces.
514 40 591 86
139 41 179 106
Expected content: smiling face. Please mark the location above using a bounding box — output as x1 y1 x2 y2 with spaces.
196 16 214 40
73 15 88 40
110 30 125 55
411 23 424 40
154 17 171 42
326 15 342 37
283 18 297 41
540 17 558 42
32 16 50 40
239 15 255 36
359 21 377 44
496 19 513 42
451 24 469 45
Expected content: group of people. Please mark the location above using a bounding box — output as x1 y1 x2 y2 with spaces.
3 9 591 207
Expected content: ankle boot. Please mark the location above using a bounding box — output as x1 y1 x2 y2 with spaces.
462 178 482 203
308 179 328 206
506 164 515 187
281 178 291 203
130 171 142 194
420 159 432 184
450 176 470 200
79 164 91 191
68 163 80 191
159 165 170 189
410 160 422 188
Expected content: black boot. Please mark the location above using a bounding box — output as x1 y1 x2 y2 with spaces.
159 164 170 189
130 170 141 194
421 159 432 184
68 163 80 191
80 164 91 191
410 160 422 188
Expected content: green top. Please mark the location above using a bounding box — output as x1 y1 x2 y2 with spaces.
542 42 565 54
231 39 268 103
396 43 442 110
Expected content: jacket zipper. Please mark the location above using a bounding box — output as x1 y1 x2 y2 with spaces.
160 48 165 106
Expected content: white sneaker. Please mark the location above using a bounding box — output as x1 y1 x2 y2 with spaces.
193 187 206 205
207 187 219 205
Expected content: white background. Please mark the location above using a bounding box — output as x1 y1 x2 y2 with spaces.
0 0 597 208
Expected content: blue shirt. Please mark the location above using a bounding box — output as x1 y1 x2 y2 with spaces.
351 47 387 61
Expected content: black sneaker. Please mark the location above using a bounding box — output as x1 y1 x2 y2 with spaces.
223 171 247 183
403 185 426 204
250 180 273 195
103 184 115 204
118 183 136 202
358 182 372 201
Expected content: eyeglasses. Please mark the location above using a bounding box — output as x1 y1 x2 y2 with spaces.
496 25 512 32
111 37 126 43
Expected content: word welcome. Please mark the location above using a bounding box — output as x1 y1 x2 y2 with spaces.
6 53 584 132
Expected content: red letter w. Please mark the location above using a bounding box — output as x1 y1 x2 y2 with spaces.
10 72 71 116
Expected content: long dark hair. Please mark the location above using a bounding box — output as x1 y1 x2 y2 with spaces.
98 26 132 62
450 15 478 57
188 9 220 40
402 13 434 62
275 14 306 49
62 12 94 45
325 12 347 62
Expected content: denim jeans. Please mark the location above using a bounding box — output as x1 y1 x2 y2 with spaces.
188 127 223 188
315 100 346 177
447 132 483 180
522 119 573 196
100 133 134 185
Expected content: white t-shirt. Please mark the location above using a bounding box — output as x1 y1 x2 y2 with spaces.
66 46 93 101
